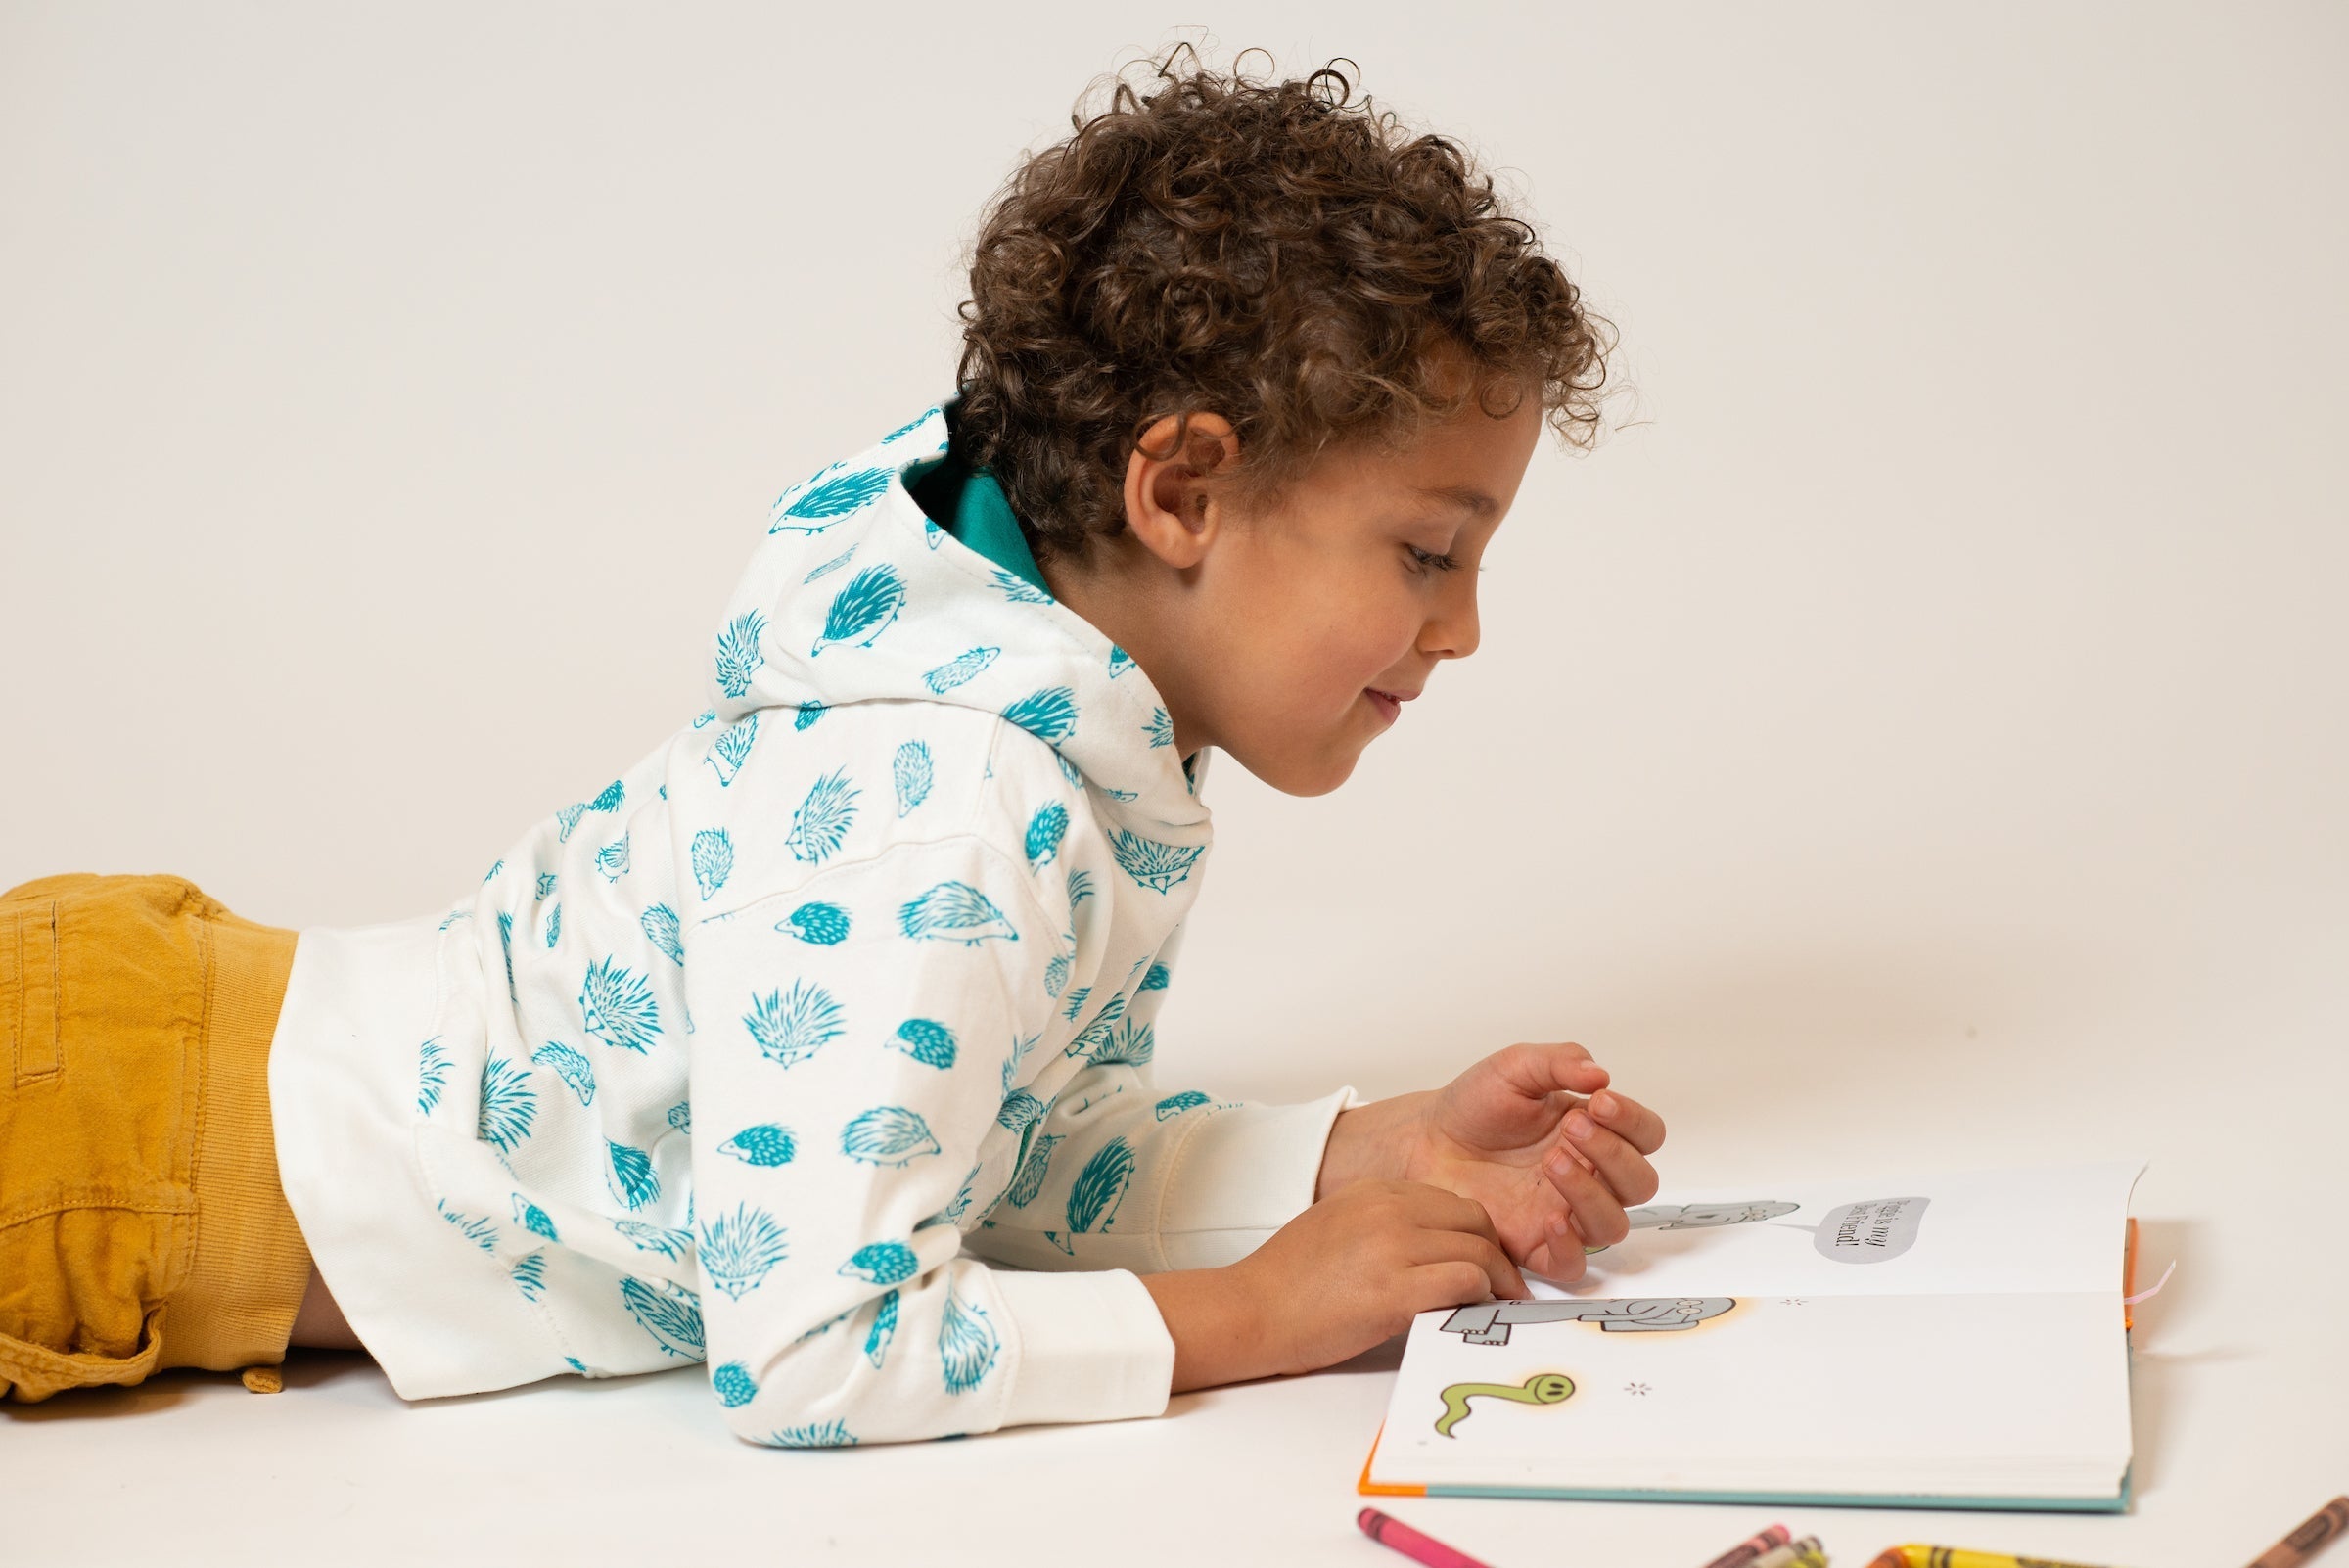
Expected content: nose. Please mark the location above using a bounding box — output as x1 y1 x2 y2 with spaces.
1424 576 1481 661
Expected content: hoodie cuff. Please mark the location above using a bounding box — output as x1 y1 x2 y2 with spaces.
991 1266 1176 1428
1153 1085 1360 1271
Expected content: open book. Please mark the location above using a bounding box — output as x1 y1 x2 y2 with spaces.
1359 1160 2147 1511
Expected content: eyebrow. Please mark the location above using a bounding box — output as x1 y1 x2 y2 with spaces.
1412 484 1500 519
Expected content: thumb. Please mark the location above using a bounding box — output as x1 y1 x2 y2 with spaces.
1491 1040 1611 1100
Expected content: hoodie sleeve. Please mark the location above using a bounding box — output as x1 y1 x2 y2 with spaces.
960 869 1359 1278
681 830 1177 1446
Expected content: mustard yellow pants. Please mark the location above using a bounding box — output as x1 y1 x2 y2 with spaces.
0 873 312 1403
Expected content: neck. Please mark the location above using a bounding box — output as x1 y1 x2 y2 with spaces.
1036 535 1211 760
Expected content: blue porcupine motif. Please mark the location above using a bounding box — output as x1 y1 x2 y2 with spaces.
988 565 1052 605
938 1282 999 1395
771 465 890 528
615 1218 692 1261
840 1106 941 1167
579 956 662 1053
511 1252 548 1301
794 701 826 731
864 1288 899 1368
1001 686 1079 745
1155 1089 1212 1119
437 1198 498 1253
555 802 586 842
898 881 1018 945
477 1055 537 1154
511 1193 560 1242
921 645 998 693
698 1203 790 1301
1023 802 1069 870
1004 1132 1061 1208
1144 707 1174 747
995 1090 1048 1132
718 1124 797 1166
1108 826 1206 894
1139 961 1171 992
1043 948 1071 999
780 900 851 945
744 981 845 1069
713 613 767 698
530 1046 591 1107
1090 1017 1155 1067
640 903 683 965
606 1138 660 1210
768 1419 858 1448
668 1100 691 1132
785 768 859 863
417 1038 451 1114
1108 643 1134 678
690 828 734 899
496 911 516 1001
1066 867 1095 908
712 1361 759 1408
892 740 933 816
1064 991 1126 1056
1051 1136 1137 1255
588 779 625 813
707 712 760 785
810 564 907 654
544 903 562 947
802 541 857 583
839 1241 918 1286
595 833 630 883
535 872 558 899
1061 985 1092 1022
620 1275 705 1360
891 1017 957 1070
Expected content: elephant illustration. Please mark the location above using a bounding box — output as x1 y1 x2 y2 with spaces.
1439 1296 1737 1347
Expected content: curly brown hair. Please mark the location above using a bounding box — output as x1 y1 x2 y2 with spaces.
950 44 1617 566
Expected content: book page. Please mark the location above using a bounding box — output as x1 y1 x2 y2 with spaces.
1368 1290 2133 1498
1520 1158 2146 1304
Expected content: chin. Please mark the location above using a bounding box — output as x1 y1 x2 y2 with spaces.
1231 741 1361 798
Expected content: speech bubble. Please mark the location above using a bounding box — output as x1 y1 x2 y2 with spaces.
1815 1195 1929 1263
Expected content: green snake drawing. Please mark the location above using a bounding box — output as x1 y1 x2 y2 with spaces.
1434 1371 1576 1437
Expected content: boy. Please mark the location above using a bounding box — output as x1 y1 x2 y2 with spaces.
0 50 1663 1446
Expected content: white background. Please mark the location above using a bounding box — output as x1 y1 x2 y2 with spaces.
4 4 2343 1564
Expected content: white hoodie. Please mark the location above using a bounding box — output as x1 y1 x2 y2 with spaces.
266 402 1358 1446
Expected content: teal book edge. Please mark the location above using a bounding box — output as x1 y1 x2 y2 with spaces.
1419 1465 2131 1513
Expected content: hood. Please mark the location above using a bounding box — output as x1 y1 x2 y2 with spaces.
702 402 1211 831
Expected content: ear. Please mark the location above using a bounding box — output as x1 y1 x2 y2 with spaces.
1120 412 1239 570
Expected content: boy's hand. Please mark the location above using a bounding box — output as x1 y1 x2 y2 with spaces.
1314 1042 1666 1283
1142 1179 1530 1389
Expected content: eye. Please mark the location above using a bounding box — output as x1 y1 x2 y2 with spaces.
1405 545 1461 576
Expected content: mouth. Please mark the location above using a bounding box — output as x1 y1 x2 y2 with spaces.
1364 687 1414 723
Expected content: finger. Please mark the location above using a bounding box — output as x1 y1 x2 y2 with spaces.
1491 1040 1610 1101
1588 1088 1666 1157
1410 1260 1507 1312
1401 1181 1513 1254
1542 1142 1632 1247
1409 1225 1530 1300
1561 1108 1662 1207
1526 1209 1589 1282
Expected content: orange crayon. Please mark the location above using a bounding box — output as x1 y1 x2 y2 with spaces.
2243 1496 2349 1568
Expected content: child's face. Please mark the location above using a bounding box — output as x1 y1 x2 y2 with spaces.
1174 389 1544 796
